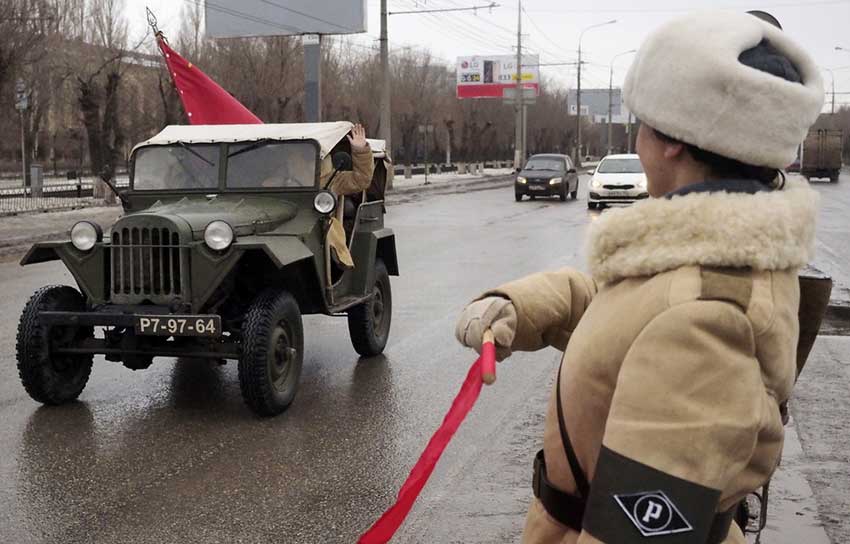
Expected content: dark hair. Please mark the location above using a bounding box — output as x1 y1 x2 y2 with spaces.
651 129 784 188
649 39 802 189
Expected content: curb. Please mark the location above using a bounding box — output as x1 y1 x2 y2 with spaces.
0 175 518 262
387 174 514 199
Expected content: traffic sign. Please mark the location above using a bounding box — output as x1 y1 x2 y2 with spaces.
14 79 27 111
502 86 537 105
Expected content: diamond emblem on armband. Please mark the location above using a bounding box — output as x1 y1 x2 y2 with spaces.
613 490 693 537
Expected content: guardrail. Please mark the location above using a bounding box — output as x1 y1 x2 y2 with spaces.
0 180 128 216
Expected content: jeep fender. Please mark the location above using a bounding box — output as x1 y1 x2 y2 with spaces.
228 236 326 314
374 229 398 276
21 241 108 303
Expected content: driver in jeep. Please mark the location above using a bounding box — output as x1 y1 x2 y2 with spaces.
323 123 374 269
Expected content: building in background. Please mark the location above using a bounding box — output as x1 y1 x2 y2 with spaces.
567 88 630 124
568 88 633 157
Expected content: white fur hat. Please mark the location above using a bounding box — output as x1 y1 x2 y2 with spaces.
623 11 824 169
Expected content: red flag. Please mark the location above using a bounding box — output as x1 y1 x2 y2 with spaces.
156 36 262 125
358 340 497 543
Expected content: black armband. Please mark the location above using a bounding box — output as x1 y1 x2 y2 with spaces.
583 447 722 543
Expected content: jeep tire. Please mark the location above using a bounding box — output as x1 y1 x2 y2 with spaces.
16 285 94 405
347 259 392 356
239 289 304 417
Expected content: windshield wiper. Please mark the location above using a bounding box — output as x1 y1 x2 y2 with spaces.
227 139 272 158
177 142 215 167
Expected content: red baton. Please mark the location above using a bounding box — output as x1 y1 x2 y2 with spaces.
481 329 497 385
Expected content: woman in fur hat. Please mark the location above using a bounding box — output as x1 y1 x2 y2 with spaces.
455 10 824 544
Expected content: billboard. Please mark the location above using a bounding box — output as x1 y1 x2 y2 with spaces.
456 55 539 99
206 0 367 38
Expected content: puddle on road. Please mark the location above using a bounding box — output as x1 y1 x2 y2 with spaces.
821 304 850 336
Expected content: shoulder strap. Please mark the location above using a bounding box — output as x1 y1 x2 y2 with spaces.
556 363 590 498
699 267 753 311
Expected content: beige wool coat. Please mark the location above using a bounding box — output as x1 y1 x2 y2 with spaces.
322 145 374 268
480 178 818 543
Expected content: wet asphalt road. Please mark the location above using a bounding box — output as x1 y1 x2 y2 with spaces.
2 172 849 544
0 177 592 543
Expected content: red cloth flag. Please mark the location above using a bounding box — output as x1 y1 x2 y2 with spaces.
358 340 497 543
156 36 262 125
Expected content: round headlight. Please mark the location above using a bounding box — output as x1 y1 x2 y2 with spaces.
204 220 234 251
313 191 337 215
70 221 101 251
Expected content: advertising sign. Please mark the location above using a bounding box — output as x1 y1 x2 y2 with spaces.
456 55 539 99
206 0 367 38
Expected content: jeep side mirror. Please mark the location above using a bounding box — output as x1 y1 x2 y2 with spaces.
567 167 577 174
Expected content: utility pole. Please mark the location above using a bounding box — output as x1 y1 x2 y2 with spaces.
824 67 835 114
608 49 636 155
576 20 616 167
576 46 582 166
607 66 612 155
514 0 523 170
383 2 499 185
380 0 392 182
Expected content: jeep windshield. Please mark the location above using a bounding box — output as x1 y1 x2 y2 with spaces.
226 141 316 189
132 141 318 190
133 143 220 190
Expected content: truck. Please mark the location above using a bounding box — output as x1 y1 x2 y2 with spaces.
15 122 398 417
801 128 843 182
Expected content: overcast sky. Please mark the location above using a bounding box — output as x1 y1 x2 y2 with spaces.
131 0 850 111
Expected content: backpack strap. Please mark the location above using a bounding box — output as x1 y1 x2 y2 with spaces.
556 363 590 498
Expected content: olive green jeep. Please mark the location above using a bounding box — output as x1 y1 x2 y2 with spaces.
16 122 398 416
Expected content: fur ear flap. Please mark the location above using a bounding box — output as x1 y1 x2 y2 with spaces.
587 177 818 284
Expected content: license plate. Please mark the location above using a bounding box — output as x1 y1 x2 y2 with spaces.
529 185 546 191
135 315 221 337
608 190 629 197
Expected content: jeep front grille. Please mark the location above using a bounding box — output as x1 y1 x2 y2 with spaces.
111 227 182 297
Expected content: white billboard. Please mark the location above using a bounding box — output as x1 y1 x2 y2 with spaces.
206 0 368 38
456 55 540 99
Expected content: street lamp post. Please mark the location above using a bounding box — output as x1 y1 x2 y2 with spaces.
575 19 616 167
608 49 636 155
14 79 28 191
823 67 835 114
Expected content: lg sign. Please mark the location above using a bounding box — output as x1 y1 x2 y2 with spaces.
455 54 540 100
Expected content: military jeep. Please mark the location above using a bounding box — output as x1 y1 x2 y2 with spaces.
16 122 398 416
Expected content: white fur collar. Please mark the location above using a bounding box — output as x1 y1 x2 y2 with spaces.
587 176 819 284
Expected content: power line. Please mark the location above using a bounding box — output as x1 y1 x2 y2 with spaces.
520 5 575 62
521 0 850 14
389 2 498 15
394 0 514 54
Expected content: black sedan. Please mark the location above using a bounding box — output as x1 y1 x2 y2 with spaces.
515 154 579 202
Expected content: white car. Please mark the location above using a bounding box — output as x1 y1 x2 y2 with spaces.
587 154 649 209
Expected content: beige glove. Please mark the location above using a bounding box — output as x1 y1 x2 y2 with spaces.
455 296 517 361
